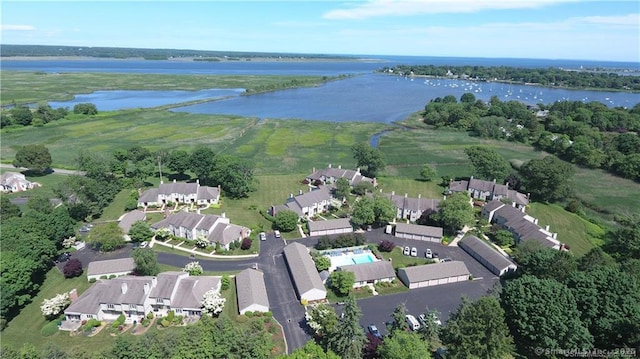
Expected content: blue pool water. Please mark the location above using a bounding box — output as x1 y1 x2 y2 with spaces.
352 254 375 265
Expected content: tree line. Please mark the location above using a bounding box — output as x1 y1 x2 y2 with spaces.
422 93 640 182
1 103 97 128
382 64 640 91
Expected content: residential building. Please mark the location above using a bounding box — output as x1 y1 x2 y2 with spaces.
0 172 38 193
306 164 376 187
137 179 220 207
86 258 136 281
271 186 333 219
448 176 529 208
459 235 517 276
64 272 221 325
236 268 270 315
481 200 561 250
151 211 250 250
308 218 353 237
385 192 440 222
338 261 395 288
398 261 470 289
283 242 326 302
118 210 146 235
394 223 444 243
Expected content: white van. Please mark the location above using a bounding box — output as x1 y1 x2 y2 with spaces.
405 314 421 331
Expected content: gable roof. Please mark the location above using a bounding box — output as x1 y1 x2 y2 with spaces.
308 218 352 232
289 186 332 208
101 276 154 305
385 193 440 212
138 188 159 203
283 242 325 297
171 276 221 310
448 180 469 193
87 258 135 277
459 236 516 272
158 182 198 196
483 199 506 213
395 223 443 238
339 261 395 282
65 281 109 315
148 272 185 299
398 261 470 283
236 268 270 312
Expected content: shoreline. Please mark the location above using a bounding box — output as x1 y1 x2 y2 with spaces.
0 55 384 63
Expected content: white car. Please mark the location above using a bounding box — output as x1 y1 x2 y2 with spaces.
140 241 149 248
403 246 410 256
259 232 267 241
410 247 417 257
425 249 433 259
274 230 281 238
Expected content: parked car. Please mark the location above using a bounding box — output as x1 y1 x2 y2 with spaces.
403 246 410 256
273 230 281 238
405 314 421 331
368 324 382 339
419 312 442 326
440 257 452 263
140 241 149 248
425 248 433 259
56 252 71 263
259 232 267 241
410 247 417 257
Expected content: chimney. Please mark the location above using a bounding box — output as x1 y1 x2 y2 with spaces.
196 179 199 185
299 189 303 195
404 193 408 198
290 193 294 198
534 218 538 224
356 167 360 173
308 187 312 192
152 277 157 287
328 164 332 168
418 194 421 198
144 283 150 294
270 205 275 215
173 179 176 183
470 175 474 180
391 191 395 196
221 212 226 218
121 282 128 294
69 288 78 302
312 167 316 173
545 224 550 231
338 165 342 169
493 179 496 183
553 233 558 239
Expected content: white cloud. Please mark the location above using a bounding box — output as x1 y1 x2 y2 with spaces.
323 0 577 20
579 13 639 26
1 24 36 31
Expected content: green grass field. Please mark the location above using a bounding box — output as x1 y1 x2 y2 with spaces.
0 71 330 105
527 203 606 257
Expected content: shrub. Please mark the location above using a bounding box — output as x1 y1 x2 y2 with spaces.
100 275 108 279
221 274 230 291
160 319 170 327
109 274 117 279
166 310 175 322
89 278 97 283
63 258 83 278
237 315 248 323
146 312 154 319
241 237 252 250
268 324 278 334
41 320 59 337
378 240 396 252
141 318 150 327
245 311 254 317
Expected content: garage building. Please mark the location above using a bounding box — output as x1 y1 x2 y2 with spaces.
236 268 270 315
86 258 135 282
308 218 353 237
394 223 443 243
283 242 327 302
398 261 470 289
339 261 396 288
459 235 517 276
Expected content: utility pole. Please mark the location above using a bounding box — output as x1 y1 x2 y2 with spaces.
158 155 163 184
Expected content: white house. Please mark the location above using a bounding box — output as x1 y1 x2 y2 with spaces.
236 268 270 315
271 186 333 219
138 180 220 207
0 172 38 193
86 258 136 281
306 164 376 187
448 177 529 208
385 192 440 222
283 242 326 302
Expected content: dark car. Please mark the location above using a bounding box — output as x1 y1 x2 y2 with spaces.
57 252 71 263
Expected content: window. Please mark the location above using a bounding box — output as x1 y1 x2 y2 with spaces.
129 304 137 310
156 298 163 304
107 304 115 309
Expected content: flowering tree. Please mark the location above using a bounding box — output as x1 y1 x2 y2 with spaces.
201 290 225 316
62 237 76 249
155 228 171 241
41 293 71 319
195 235 209 248
183 261 203 276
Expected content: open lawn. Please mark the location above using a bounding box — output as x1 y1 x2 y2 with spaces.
527 203 605 257
0 71 331 105
571 167 640 218
380 247 435 270
97 189 135 221
0 170 69 202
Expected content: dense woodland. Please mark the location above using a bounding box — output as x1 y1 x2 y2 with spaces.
421 94 640 182
0 44 352 61
382 64 640 91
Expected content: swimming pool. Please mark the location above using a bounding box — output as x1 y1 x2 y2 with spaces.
327 250 378 271
351 253 375 264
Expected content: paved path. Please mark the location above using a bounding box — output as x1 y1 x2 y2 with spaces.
0 163 85 176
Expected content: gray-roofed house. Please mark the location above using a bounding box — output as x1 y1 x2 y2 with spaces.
0 172 39 193
236 268 270 315
338 261 396 288
283 242 326 302
398 261 470 289
137 179 220 208
306 164 376 187
64 272 221 327
459 235 517 276
481 200 561 250
86 257 136 281
385 192 440 222
308 218 353 237
394 223 444 243
118 210 147 235
151 211 250 250
448 177 529 208
271 186 333 219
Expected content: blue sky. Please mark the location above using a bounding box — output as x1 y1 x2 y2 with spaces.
2 1 639 62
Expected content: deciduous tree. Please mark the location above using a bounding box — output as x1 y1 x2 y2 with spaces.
327 295 365 359
13 144 52 174
419 164 437 181
128 220 153 243
441 296 514 359
378 330 431 359
464 146 512 182
62 258 83 278
351 142 385 177
334 177 351 201
87 223 125 252
183 261 203 276
132 248 159 276
432 192 474 231
201 290 225 316
519 156 574 202
329 271 355 296
274 210 299 232
167 149 190 175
